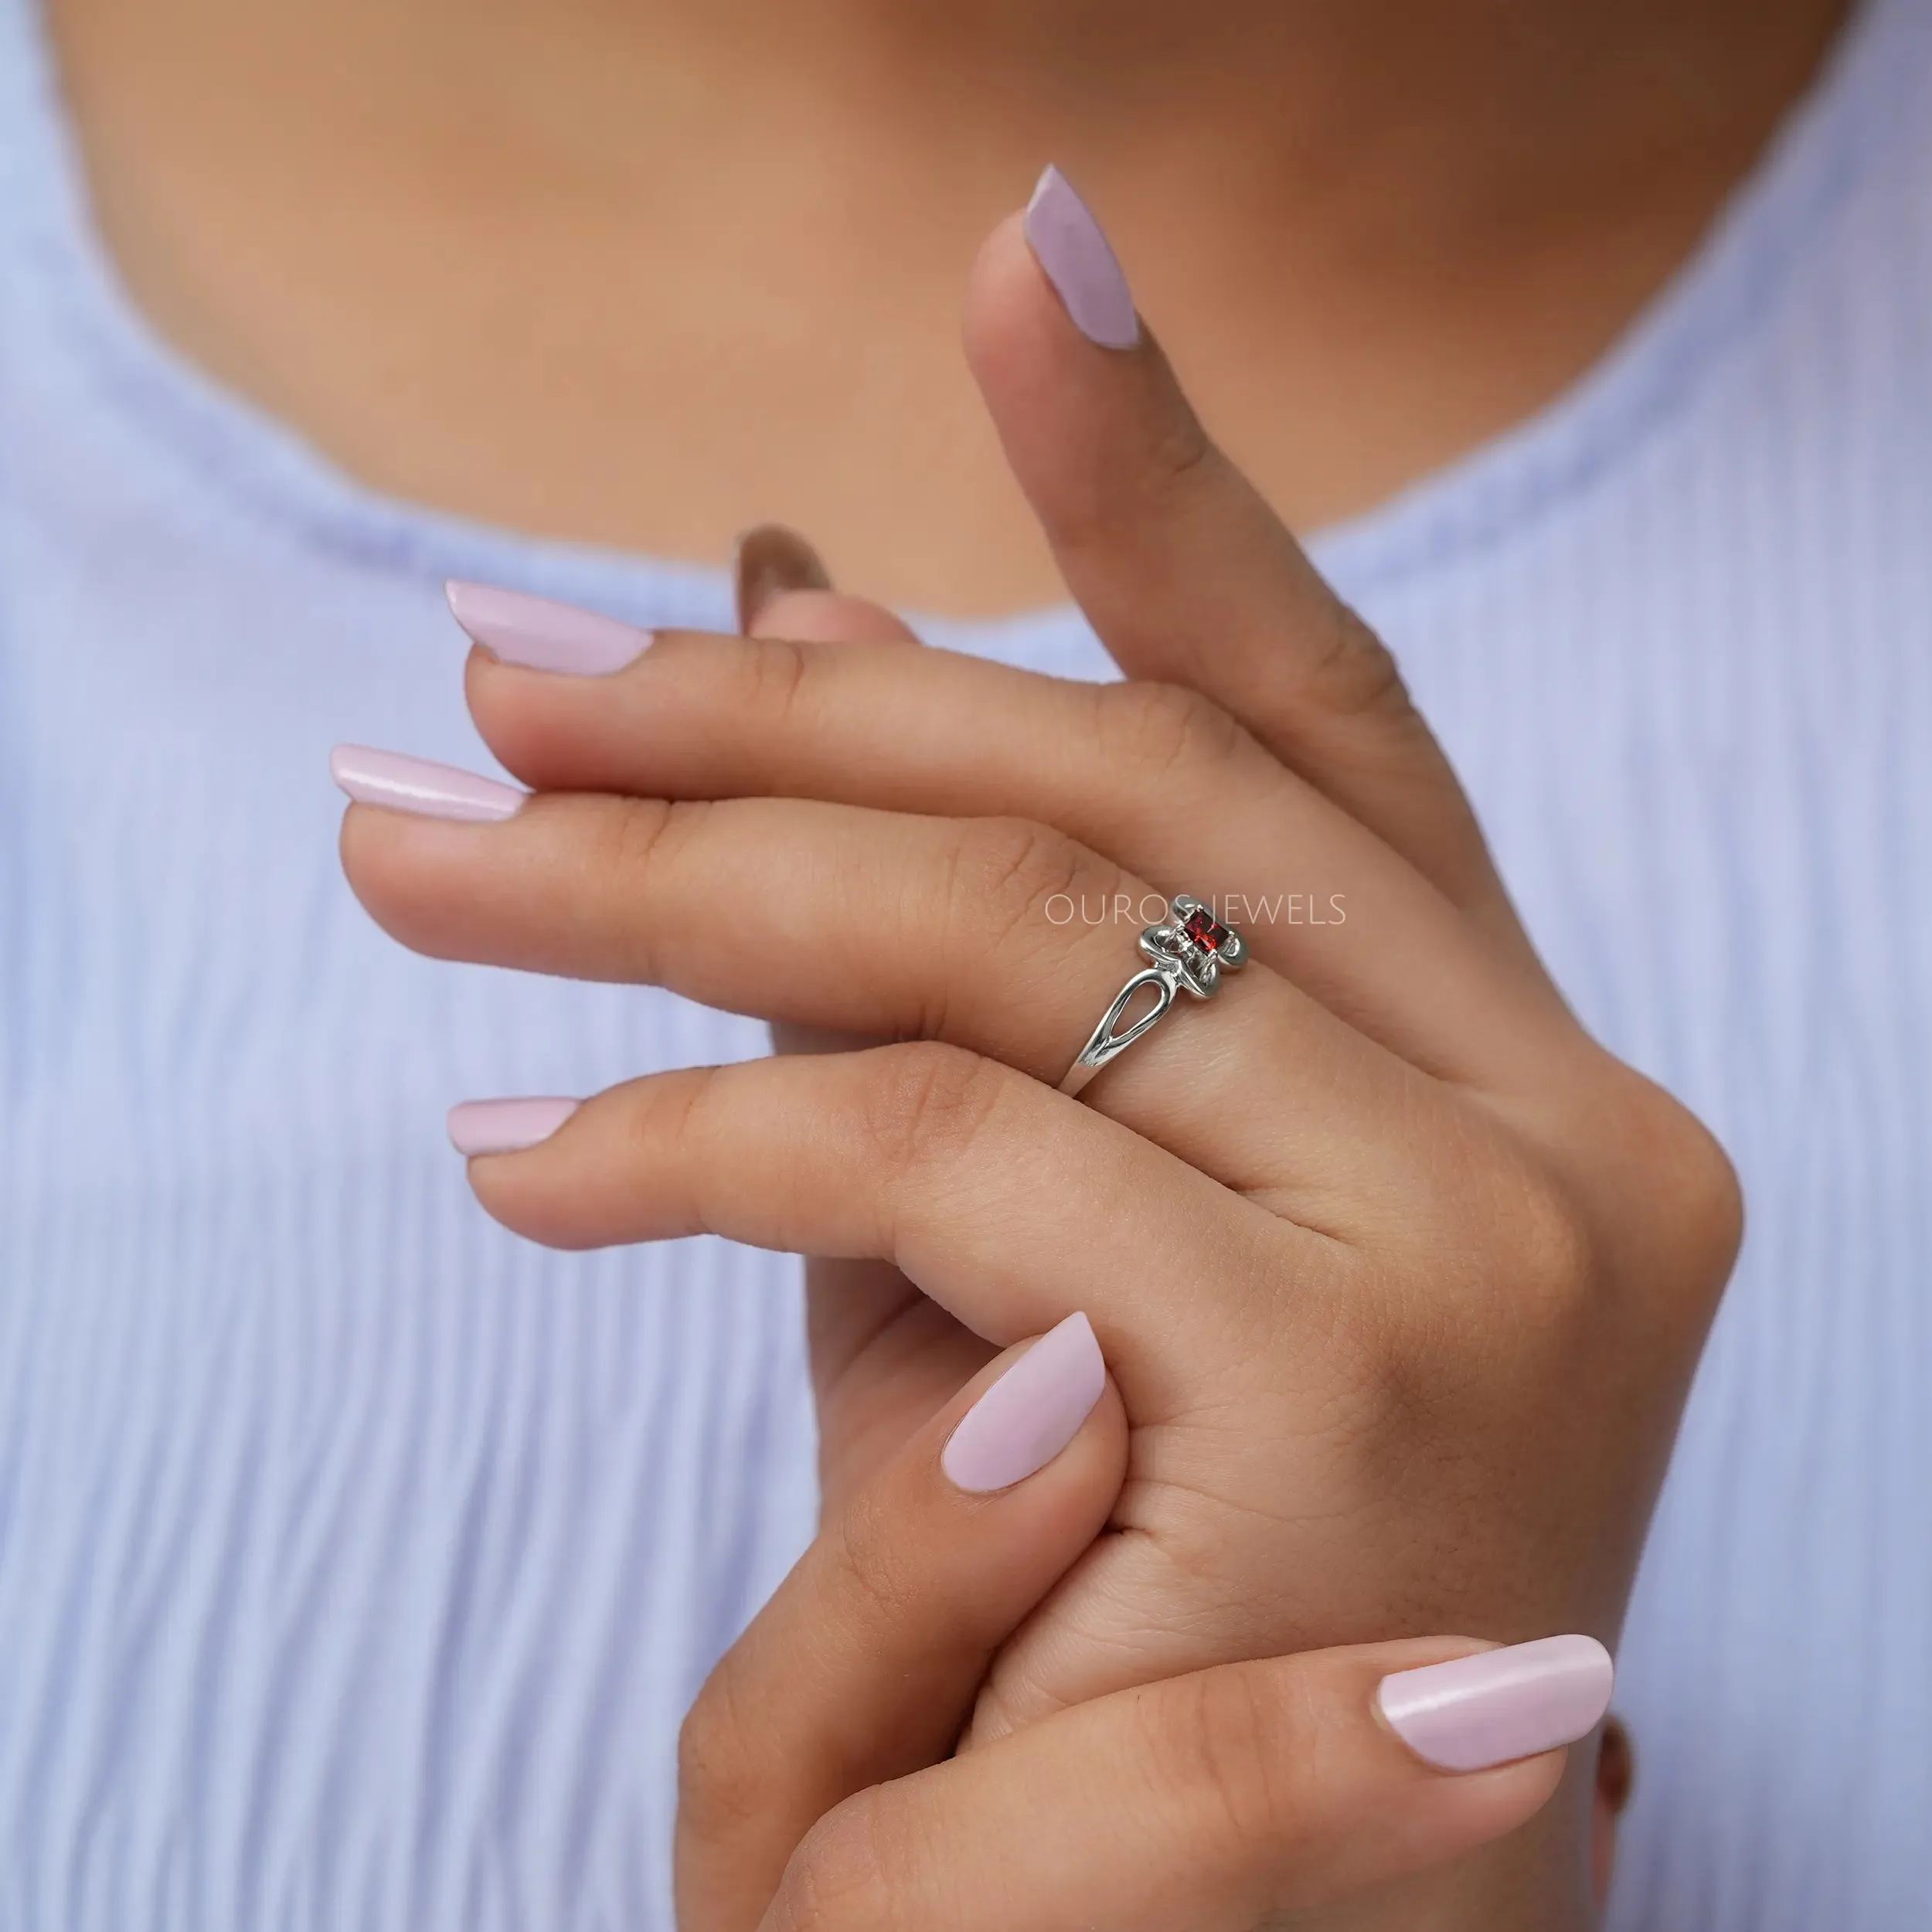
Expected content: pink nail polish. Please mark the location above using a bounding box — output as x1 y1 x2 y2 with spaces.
447 1097 581 1157
942 1311 1107 1493
1023 165 1140 351
1376 1635 1615 1773
330 745 526 823
446 581 651 675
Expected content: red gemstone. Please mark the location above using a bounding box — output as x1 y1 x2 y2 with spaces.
1181 904 1231 952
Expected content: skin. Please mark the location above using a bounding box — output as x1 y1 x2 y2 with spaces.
49 0 1847 609
338 213 1743 1927
675 1328 1580 1931
46 0 1841 1920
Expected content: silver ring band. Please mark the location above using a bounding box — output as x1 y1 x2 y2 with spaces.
1058 896 1247 1099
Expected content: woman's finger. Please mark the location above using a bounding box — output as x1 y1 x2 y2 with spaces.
759 1634 1613 1932
454 619 1570 1083
964 172 1527 953
335 766 1458 1233
731 523 923 650
444 1043 1314 1417
730 531 986 1499
676 1314 1125 1932
732 523 835 632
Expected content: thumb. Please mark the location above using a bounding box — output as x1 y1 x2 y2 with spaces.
675 1313 1127 1932
764 1633 1614 1932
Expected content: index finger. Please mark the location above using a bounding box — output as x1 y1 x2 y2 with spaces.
968 171 1529 955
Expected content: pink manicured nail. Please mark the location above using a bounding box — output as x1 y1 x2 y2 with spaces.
330 744 526 823
1023 165 1140 351
942 1311 1107 1493
1376 1635 1615 1773
446 580 651 676
447 1097 581 1157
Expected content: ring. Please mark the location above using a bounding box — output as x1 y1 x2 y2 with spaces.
1058 896 1247 1100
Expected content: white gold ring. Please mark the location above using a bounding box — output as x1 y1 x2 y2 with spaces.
1058 896 1247 1100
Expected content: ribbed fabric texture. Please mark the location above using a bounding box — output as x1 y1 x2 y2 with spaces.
1 1 1928 1927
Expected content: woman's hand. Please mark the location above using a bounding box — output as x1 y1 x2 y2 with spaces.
332 174 1737 1919
674 1314 1614 1932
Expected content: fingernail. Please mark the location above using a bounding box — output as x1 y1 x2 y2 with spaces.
330 744 526 823
448 1097 581 1157
1376 1634 1615 1773
1597 1715 1636 1815
1023 165 1140 351
733 524 832 633
942 1311 1107 1493
446 581 651 675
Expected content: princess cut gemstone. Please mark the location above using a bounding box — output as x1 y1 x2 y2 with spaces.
1181 904 1232 953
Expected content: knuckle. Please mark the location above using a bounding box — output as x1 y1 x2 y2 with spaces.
861 1041 1012 1179
947 815 1100 952
736 631 812 723
1412 1129 1600 1347
1473 1071 1744 1337
1673 1117 1747 1285
1614 1080 1747 1307
828 1482 930 1635
1515 1162 1597 1298
594 793 707 883
675 1668 769 1845
584 798 713 975
1096 679 1246 781
1492 1151 1598 1323
1142 406 1218 501
1299 600 1417 726
1050 413 1216 557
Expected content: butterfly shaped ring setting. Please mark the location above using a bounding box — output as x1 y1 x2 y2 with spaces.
1057 896 1247 1100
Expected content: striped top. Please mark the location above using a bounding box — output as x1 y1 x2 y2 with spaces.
2 0 1929 1926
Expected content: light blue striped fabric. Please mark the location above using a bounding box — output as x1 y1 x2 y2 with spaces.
2 0 1928 1925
